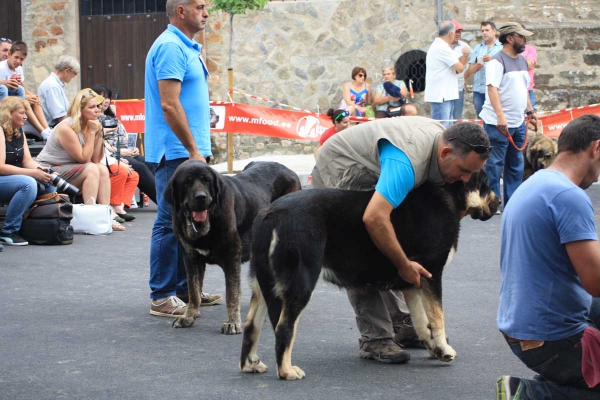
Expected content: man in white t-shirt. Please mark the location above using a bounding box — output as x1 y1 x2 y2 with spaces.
0 41 51 139
425 21 469 127
450 20 471 120
480 22 537 210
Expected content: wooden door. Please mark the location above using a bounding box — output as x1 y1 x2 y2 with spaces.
0 0 22 41
79 13 169 99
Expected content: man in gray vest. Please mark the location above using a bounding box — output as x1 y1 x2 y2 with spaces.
314 116 491 363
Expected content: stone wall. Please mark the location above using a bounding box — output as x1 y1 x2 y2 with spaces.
21 0 80 101
17 0 600 161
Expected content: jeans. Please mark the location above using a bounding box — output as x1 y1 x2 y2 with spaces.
0 175 53 234
473 91 486 118
504 330 600 398
148 157 187 300
484 122 526 206
430 100 454 127
0 85 25 101
529 90 535 108
452 90 465 120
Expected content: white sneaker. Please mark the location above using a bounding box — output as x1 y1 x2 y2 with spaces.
41 127 52 140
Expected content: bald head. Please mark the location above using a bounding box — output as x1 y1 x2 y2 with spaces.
399 104 418 116
439 21 455 37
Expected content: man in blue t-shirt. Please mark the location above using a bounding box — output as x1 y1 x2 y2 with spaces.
145 0 221 318
496 114 600 399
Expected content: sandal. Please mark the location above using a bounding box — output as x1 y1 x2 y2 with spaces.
112 220 126 231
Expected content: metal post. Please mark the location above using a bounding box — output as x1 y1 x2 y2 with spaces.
227 68 234 174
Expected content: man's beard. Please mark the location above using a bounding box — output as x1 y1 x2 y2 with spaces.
514 42 525 53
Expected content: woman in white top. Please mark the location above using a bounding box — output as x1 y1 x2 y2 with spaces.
372 66 408 119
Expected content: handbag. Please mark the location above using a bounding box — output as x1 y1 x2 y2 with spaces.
71 199 113 235
19 193 74 245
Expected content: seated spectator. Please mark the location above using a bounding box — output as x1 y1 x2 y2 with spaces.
38 55 80 129
340 67 372 117
36 89 115 225
0 41 51 139
1 38 11 61
103 148 139 230
314 108 350 158
372 66 407 118
0 97 55 246
92 84 156 205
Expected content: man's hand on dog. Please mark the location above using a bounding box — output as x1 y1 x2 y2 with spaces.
398 260 432 288
189 150 207 163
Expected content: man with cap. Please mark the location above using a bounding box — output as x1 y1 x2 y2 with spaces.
450 20 471 120
424 21 469 127
479 22 537 211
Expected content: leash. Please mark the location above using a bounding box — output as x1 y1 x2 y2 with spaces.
499 117 536 152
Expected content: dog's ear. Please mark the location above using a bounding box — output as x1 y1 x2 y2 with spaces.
164 172 179 206
211 169 223 204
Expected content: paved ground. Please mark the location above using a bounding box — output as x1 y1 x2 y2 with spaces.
2 180 600 400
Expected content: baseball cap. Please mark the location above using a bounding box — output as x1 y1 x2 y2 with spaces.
452 20 463 31
498 22 533 37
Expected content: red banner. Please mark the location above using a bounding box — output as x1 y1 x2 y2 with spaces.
113 100 333 140
112 99 600 141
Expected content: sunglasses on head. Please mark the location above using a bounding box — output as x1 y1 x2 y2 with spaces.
334 110 350 122
1 38 12 43
448 137 492 154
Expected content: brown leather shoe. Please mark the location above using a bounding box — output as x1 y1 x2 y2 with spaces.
150 296 187 318
176 292 223 306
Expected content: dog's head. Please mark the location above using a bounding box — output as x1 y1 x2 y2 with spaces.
462 169 500 221
527 135 558 172
164 160 222 241
210 108 219 128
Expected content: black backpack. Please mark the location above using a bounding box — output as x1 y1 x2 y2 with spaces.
19 193 74 245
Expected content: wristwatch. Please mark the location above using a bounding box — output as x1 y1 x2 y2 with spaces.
525 109 537 115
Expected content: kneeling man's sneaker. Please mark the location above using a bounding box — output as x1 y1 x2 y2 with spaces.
359 339 410 364
150 296 187 318
496 376 528 400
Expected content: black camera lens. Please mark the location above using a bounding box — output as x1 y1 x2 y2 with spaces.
50 174 80 197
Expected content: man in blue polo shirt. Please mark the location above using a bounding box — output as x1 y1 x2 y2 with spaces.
145 0 221 318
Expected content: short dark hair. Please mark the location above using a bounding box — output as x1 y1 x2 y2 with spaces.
499 32 514 44
557 114 600 154
92 84 116 117
351 66 366 80
443 122 491 160
481 21 496 30
10 41 27 56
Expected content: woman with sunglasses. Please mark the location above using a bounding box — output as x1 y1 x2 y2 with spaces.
0 97 54 246
372 66 408 119
36 89 114 224
340 67 372 117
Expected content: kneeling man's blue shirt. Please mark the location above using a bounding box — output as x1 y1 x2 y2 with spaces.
144 24 212 163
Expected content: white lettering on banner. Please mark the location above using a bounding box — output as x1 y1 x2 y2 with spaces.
547 123 568 131
227 115 293 128
120 113 146 122
296 116 326 139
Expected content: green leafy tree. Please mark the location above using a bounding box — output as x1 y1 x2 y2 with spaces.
209 0 269 68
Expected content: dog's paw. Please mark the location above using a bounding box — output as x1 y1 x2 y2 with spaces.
221 321 242 335
432 344 456 362
172 316 196 329
241 357 268 374
278 366 305 381
279 366 305 381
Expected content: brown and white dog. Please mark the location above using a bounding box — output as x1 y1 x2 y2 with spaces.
164 161 301 334
240 171 499 379
523 123 558 181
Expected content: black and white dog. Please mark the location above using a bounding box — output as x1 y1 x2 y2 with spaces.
240 171 499 379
